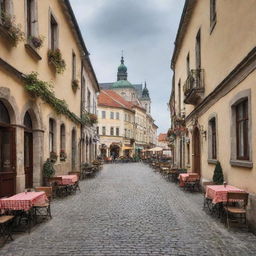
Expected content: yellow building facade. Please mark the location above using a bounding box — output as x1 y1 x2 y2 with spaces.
170 0 256 230
0 0 99 197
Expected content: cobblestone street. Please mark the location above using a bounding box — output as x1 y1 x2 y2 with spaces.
2 163 256 256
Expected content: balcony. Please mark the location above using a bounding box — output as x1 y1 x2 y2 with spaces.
183 69 204 105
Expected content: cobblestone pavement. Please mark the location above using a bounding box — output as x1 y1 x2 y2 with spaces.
2 163 256 256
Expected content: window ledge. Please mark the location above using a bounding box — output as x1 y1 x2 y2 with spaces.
208 159 218 164
25 43 42 60
230 160 253 169
0 24 16 45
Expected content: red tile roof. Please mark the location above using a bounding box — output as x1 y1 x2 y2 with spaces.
98 90 134 111
158 133 167 141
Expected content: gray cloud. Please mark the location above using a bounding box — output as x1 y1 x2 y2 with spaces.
70 0 185 133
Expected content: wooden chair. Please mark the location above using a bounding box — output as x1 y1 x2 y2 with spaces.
48 177 67 197
34 187 53 223
0 215 14 243
224 191 249 229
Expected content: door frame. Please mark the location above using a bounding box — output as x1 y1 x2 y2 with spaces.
192 126 201 175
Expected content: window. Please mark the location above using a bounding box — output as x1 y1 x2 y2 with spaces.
60 124 65 151
186 53 190 77
116 112 119 120
116 127 119 136
49 119 55 153
26 0 38 39
0 101 10 124
72 51 76 81
96 126 99 135
110 127 114 136
127 130 130 138
125 114 127 121
124 128 127 137
110 112 114 119
128 115 131 122
87 89 91 112
195 30 201 70
178 80 181 115
102 111 106 119
209 117 217 160
102 126 106 136
236 100 248 160
210 0 216 29
50 14 58 50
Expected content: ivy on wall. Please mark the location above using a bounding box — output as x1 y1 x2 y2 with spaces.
25 72 86 125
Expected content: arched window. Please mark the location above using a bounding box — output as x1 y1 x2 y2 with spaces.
0 101 10 124
60 124 65 152
208 117 217 160
49 118 56 153
24 111 32 130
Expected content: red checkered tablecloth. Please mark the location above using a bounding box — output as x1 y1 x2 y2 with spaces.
0 191 48 211
178 173 200 187
57 175 78 185
205 185 244 204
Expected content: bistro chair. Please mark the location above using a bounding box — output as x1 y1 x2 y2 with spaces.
0 215 15 244
184 174 201 192
202 181 216 212
48 177 67 197
224 191 249 229
33 187 53 223
68 172 81 192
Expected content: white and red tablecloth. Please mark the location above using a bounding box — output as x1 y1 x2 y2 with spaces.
0 192 48 211
205 185 244 204
178 173 200 187
57 175 78 185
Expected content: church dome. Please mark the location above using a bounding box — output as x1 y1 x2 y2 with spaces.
118 63 127 73
112 80 133 88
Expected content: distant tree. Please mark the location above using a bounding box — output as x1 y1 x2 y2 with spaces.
213 161 224 184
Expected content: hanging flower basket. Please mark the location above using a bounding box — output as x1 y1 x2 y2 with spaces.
0 12 24 46
48 49 66 74
72 79 79 92
29 35 44 49
89 113 98 125
50 151 58 163
59 150 67 161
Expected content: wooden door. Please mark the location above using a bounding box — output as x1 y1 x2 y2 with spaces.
0 126 16 197
24 131 33 188
192 127 201 174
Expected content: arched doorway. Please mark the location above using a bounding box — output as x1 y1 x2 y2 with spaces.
110 144 120 159
0 101 16 197
71 129 77 170
24 111 33 188
192 127 201 174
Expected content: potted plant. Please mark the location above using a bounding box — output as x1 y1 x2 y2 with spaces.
0 12 24 46
50 151 58 163
29 35 44 49
213 161 224 185
48 49 66 74
72 79 79 92
89 113 98 125
59 150 67 161
42 158 55 185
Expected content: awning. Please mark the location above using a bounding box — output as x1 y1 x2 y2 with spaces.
148 147 163 152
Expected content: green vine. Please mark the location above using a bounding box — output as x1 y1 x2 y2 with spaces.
25 72 81 124
81 112 98 126
48 49 66 74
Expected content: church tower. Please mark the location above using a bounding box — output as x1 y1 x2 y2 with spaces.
140 82 151 114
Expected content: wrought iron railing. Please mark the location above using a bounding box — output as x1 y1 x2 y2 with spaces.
183 69 204 96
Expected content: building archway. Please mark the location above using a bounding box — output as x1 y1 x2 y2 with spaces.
0 100 16 197
192 126 201 174
110 143 120 159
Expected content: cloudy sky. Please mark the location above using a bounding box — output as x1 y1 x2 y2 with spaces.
70 0 185 134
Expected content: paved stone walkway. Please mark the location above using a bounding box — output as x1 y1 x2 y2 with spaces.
1 163 256 256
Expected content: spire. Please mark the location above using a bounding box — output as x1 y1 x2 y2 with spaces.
117 52 127 81
142 81 150 99
144 81 147 88
121 50 124 64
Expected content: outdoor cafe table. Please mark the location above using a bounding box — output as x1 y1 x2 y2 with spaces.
0 192 47 211
57 175 78 185
205 185 245 204
178 173 200 187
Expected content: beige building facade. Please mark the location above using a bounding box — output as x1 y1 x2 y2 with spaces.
0 0 99 197
169 0 256 230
